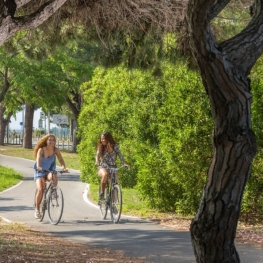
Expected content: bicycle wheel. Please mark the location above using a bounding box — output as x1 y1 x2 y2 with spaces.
48 186 64 225
98 185 109 219
34 189 46 222
110 184 122 223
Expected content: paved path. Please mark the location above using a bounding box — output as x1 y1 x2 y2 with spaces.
0 154 263 262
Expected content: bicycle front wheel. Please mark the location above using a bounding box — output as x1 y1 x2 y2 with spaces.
99 185 108 219
110 184 122 223
48 186 64 225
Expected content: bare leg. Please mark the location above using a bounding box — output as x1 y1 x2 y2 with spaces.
35 178 46 211
46 172 58 186
98 168 108 195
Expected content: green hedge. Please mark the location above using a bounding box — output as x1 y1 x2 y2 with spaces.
78 57 263 217
78 61 213 214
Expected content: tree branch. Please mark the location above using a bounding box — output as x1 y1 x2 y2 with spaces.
221 0 263 74
0 0 67 46
15 0 32 9
0 67 10 102
208 0 230 22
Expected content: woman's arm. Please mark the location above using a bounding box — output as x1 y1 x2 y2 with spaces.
114 144 128 165
54 148 68 171
95 151 100 166
36 148 43 171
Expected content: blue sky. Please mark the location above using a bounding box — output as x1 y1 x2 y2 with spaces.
9 109 56 130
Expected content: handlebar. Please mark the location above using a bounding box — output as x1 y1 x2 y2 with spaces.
42 169 69 174
101 164 129 174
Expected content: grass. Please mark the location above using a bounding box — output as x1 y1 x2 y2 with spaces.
89 183 152 217
0 145 80 170
0 165 23 192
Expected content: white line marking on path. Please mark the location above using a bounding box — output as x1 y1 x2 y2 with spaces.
0 181 23 194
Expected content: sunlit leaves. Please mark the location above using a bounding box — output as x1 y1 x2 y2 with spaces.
78 61 214 214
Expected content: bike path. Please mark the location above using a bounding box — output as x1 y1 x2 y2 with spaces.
0 154 263 263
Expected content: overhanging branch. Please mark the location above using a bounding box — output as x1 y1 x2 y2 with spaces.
0 0 67 45
221 0 263 74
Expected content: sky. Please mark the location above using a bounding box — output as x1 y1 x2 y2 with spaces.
9 108 56 131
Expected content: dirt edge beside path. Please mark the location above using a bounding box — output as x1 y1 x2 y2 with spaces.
0 217 262 263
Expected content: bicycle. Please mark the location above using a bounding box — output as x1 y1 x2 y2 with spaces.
98 165 128 223
33 170 66 225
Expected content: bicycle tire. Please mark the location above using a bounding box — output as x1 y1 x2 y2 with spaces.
98 185 109 219
47 186 64 225
34 189 46 222
110 184 122 223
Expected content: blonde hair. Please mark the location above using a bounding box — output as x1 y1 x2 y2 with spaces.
33 134 56 158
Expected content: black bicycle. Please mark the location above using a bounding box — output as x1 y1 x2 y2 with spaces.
98 165 128 223
33 170 66 225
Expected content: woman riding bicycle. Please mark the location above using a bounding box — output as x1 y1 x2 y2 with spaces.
33 134 68 219
95 131 129 201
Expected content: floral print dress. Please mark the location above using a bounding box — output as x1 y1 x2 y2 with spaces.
98 144 126 171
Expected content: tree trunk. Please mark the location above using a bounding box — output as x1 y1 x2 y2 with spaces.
0 102 12 145
186 0 263 262
0 103 7 145
23 103 34 149
189 63 257 262
65 94 82 153
0 67 10 102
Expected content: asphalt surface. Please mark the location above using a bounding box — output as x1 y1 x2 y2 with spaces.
0 154 263 263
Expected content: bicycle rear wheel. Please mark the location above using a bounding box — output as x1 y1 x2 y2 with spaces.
110 184 122 223
48 186 64 225
98 185 109 219
34 189 46 222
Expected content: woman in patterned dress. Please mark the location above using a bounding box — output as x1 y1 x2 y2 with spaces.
95 132 129 200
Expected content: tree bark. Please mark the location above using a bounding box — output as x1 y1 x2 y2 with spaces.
0 0 67 45
0 102 7 145
0 102 11 145
187 0 263 262
65 94 82 152
23 102 34 149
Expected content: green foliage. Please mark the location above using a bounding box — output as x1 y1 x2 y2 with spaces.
211 1 252 42
35 129 45 137
241 56 263 220
132 63 213 214
77 37 263 217
78 60 213 214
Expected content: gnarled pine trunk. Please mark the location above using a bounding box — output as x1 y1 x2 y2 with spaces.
190 56 257 262
186 0 263 262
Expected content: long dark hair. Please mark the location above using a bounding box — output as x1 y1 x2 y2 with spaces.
97 132 117 159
